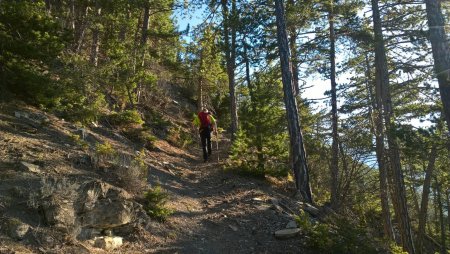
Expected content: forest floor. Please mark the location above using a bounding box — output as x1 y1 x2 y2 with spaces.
0 102 313 254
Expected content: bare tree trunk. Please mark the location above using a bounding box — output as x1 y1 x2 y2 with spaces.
328 3 339 210
371 0 414 252
417 146 437 253
221 0 238 140
365 54 395 241
435 178 446 254
275 0 313 203
136 3 150 103
75 5 90 53
90 1 101 67
425 0 450 132
197 46 204 111
287 0 299 96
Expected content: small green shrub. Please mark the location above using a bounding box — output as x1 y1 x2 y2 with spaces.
167 126 193 148
69 133 89 150
143 185 172 222
95 142 116 157
123 128 157 150
295 210 379 254
147 110 171 130
108 110 144 128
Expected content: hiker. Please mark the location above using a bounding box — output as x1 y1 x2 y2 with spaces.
193 107 216 162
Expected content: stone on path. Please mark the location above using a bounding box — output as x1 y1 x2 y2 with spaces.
94 236 123 250
228 225 238 232
20 162 41 173
274 228 301 239
286 220 297 229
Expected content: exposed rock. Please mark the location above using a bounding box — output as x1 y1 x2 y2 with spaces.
78 181 134 229
94 236 123 250
270 198 280 206
4 218 30 240
14 111 29 119
19 162 41 173
286 220 297 229
42 198 76 231
228 225 238 232
274 228 301 239
304 204 320 216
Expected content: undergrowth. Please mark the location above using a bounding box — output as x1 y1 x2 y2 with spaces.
295 210 380 254
143 185 172 222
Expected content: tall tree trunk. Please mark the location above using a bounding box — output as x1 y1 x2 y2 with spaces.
365 54 395 241
435 178 446 254
371 0 415 252
408 164 421 215
75 6 90 53
197 46 204 111
287 0 299 96
90 1 101 67
328 3 339 210
221 0 238 140
275 0 313 203
425 0 450 132
417 145 437 253
243 39 252 96
137 4 150 103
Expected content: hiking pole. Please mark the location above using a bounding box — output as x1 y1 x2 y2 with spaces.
215 124 219 163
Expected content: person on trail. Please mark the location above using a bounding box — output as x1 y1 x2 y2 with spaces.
193 107 216 162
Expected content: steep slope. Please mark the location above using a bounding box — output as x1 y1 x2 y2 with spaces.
0 102 316 253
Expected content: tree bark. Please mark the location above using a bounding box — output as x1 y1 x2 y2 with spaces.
197 46 204 111
221 0 238 140
328 2 339 210
425 0 450 132
417 145 437 253
371 0 415 252
275 0 313 203
287 0 299 96
90 1 101 67
365 54 395 241
435 178 446 254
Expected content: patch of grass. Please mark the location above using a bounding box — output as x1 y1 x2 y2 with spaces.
143 185 172 222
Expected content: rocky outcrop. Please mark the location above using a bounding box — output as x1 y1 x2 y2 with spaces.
39 179 148 240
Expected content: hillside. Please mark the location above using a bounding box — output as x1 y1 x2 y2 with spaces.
0 102 322 253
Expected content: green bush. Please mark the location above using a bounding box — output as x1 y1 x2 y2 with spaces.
143 185 172 222
95 142 116 157
123 128 157 150
108 110 144 128
295 210 379 254
167 126 193 148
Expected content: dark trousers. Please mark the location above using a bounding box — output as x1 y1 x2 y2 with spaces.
200 127 212 162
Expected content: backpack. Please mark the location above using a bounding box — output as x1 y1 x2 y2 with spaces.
198 111 211 129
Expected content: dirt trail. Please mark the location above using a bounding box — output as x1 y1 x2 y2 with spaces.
144 137 311 254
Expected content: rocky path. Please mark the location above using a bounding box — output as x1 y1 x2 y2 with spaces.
145 138 311 254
